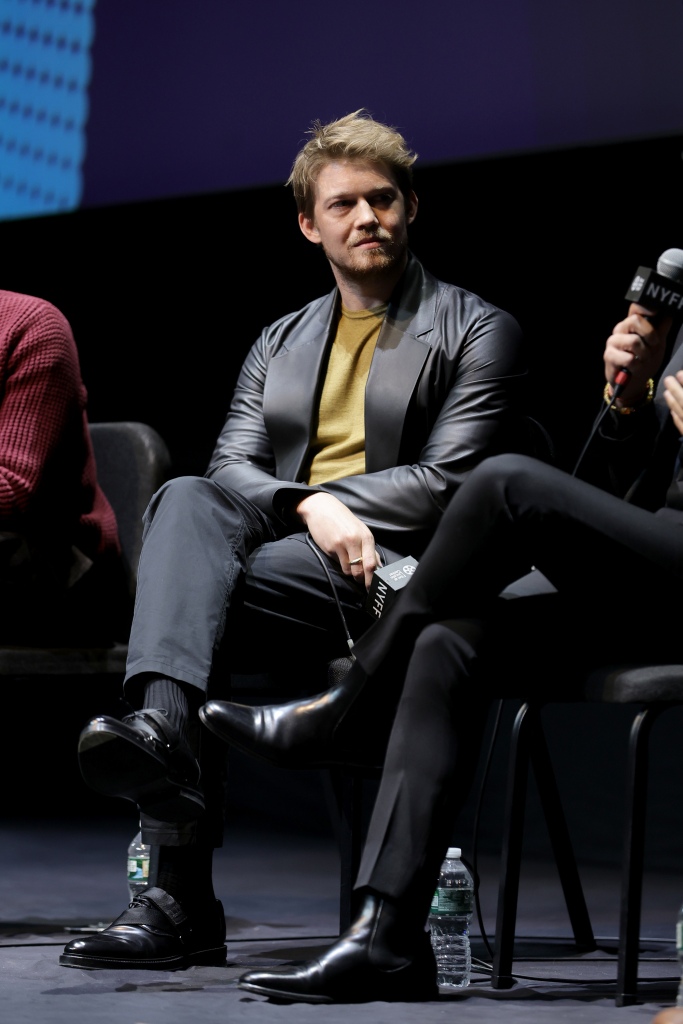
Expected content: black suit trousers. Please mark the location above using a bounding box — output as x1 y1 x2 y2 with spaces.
351 453 683 917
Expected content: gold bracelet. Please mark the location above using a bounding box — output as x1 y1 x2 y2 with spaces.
603 378 655 415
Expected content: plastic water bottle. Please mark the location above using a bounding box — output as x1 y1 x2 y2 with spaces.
127 831 151 899
429 846 474 988
677 901 683 1006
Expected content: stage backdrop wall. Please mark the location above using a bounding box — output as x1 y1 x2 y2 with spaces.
2 130 682 474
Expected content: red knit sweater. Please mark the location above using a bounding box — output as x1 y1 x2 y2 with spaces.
0 290 120 560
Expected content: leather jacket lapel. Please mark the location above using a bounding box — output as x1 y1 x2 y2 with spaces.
265 290 338 482
365 256 436 472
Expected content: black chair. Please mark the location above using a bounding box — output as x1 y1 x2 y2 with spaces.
0 422 172 922
490 661 683 1006
326 757 380 932
0 420 171 678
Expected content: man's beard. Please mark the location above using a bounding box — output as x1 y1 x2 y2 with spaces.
323 229 407 281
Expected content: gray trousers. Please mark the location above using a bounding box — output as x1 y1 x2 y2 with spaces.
124 475 400 845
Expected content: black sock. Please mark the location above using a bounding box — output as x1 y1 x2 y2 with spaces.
155 844 216 916
142 676 190 738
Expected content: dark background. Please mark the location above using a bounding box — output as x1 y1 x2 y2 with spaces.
2 0 683 878
3 131 683 475
4 130 683 876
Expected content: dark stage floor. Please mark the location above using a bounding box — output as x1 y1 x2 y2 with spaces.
0 814 681 1024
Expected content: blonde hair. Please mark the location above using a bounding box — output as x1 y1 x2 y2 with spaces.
287 109 418 217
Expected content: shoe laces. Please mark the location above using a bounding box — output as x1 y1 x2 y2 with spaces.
129 892 154 910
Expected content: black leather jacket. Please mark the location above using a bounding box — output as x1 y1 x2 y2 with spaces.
206 253 527 556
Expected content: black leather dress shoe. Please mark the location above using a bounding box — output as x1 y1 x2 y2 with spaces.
59 887 227 970
198 659 382 770
78 709 205 821
236 893 438 1003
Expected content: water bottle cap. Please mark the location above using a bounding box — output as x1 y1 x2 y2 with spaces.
446 847 461 859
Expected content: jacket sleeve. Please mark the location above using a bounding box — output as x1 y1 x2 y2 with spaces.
206 326 322 518
0 295 86 524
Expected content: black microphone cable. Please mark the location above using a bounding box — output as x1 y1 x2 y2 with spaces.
304 531 356 654
570 373 628 479
303 531 388 656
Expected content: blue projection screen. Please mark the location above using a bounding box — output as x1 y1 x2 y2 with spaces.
1 0 682 221
0 0 95 219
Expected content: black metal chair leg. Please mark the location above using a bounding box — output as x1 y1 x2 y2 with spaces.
529 711 596 951
323 768 366 934
616 705 658 1007
491 701 533 988
492 701 596 990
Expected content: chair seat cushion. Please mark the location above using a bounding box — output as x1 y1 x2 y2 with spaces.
584 663 683 703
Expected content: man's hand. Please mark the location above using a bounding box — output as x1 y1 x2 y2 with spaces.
296 492 381 589
603 302 672 408
664 370 683 436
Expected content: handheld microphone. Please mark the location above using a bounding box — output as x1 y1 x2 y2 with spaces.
614 247 683 394
625 248 683 312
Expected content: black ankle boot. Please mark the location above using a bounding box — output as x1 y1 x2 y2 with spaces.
198 657 382 769
235 891 438 1003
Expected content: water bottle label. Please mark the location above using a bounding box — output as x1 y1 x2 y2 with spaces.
431 887 473 914
127 856 149 882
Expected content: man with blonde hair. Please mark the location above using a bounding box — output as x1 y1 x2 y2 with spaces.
62 109 527 973
288 109 417 218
